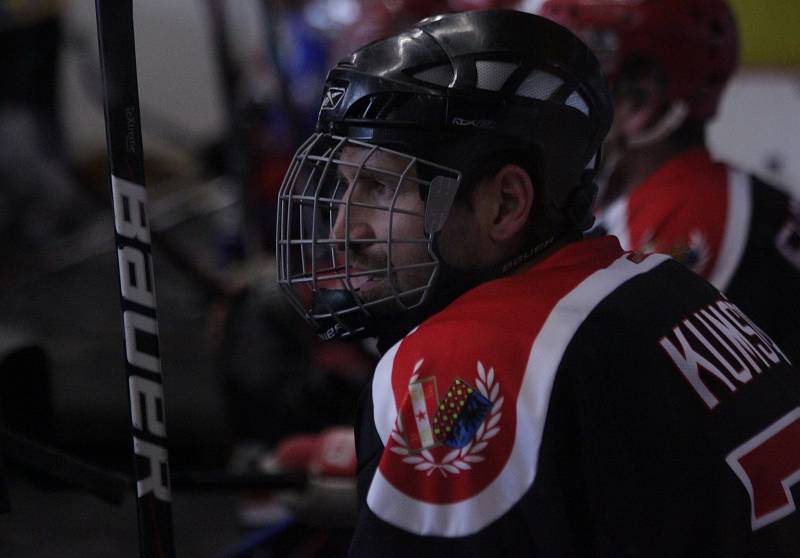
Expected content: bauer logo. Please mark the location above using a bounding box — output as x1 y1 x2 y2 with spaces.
318 322 345 341
111 175 171 503
321 87 346 110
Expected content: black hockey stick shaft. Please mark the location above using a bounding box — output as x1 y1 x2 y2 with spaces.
94 1 176 557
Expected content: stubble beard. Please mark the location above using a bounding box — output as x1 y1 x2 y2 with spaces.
345 247 433 311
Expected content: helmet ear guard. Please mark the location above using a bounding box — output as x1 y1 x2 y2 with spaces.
424 176 461 235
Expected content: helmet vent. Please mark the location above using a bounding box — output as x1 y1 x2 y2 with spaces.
475 60 519 91
565 91 590 116
412 64 455 87
346 93 411 119
515 69 564 100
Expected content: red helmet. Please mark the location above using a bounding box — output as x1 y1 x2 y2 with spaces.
539 0 739 120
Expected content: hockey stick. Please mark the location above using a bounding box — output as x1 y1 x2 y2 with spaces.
94 1 176 556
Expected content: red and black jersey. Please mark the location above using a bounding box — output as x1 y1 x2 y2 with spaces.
350 236 800 557
597 148 800 362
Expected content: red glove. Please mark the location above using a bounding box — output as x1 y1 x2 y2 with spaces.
274 427 356 477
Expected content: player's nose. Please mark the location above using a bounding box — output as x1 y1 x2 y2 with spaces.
330 206 374 251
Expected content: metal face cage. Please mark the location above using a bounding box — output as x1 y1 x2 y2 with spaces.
276 133 461 339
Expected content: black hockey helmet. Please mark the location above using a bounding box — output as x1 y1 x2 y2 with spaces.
319 9 612 208
277 9 613 340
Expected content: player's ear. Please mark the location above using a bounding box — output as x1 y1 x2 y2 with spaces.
474 163 534 243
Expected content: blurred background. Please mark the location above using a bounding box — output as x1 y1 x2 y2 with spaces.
0 0 797 556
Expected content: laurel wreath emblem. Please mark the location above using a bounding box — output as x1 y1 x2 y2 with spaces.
390 360 503 477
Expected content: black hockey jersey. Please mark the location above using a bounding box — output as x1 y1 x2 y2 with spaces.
597 148 800 363
349 236 800 557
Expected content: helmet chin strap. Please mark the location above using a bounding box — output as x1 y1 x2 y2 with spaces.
626 100 689 148
311 288 371 341
596 100 689 205
595 147 621 204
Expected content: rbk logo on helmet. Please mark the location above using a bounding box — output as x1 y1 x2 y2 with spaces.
451 117 496 129
321 87 346 110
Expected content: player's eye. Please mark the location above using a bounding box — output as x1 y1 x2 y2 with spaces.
370 178 394 197
357 177 396 203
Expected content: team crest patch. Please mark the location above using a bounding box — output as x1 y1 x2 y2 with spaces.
391 360 503 478
398 375 440 452
642 228 710 274
434 378 492 448
671 230 710 273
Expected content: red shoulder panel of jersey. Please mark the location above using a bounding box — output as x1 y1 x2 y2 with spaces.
607 149 752 289
626 149 727 278
366 237 671 537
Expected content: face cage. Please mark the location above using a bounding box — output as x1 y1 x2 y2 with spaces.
276 133 462 338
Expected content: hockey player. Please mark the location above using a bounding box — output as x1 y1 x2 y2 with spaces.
540 0 800 363
276 10 800 557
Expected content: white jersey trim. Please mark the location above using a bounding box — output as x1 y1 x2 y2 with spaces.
367 253 670 537
708 170 752 291
372 339 402 447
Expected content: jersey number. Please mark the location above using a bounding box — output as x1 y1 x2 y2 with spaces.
726 407 800 530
